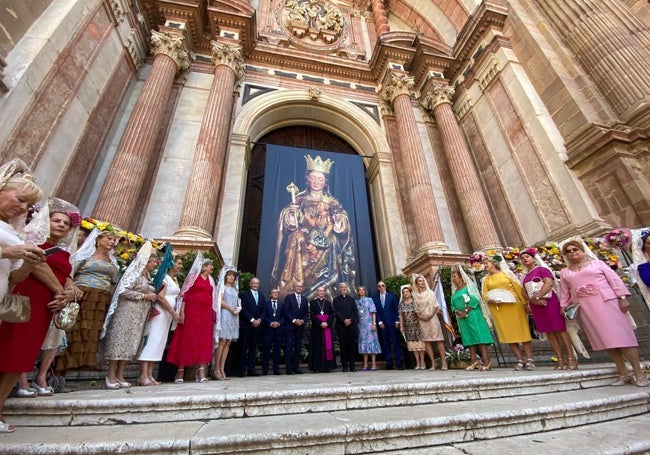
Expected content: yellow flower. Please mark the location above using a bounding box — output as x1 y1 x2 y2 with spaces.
120 252 130 260
81 220 94 230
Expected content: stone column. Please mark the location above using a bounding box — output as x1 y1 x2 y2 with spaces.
381 72 447 251
421 84 500 251
537 0 650 119
93 31 189 229
371 0 390 35
174 41 244 238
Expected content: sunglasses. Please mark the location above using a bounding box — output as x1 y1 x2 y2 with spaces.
378 284 386 287
564 247 581 253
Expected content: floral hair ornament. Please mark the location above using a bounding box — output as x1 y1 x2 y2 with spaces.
604 228 631 249
522 247 538 257
491 255 503 262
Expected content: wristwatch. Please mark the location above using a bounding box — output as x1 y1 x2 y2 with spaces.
618 296 627 300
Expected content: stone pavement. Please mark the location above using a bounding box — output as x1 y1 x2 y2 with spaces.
1 363 649 454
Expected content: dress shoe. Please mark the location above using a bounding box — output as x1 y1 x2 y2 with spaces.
287 370 295 375
248 370 260 377
397 365 404 370
385 365 394 370
294 369 303 375
342 367 349 372
31 381 54 396
261 371 268 376
239 372 247 378
16 388 36 398
349 366 357 372
273 371 281 375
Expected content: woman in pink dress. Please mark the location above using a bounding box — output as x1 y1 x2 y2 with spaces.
166 255 217 383
559 238 647 387
520 248 575 370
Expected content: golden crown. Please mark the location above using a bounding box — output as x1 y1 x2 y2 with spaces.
305 154 334 174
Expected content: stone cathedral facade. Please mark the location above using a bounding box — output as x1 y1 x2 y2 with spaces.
0 0 648 279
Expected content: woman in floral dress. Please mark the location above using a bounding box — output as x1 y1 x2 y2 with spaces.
356 286 381 370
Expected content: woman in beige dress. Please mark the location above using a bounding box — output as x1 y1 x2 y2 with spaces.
412 274 447 370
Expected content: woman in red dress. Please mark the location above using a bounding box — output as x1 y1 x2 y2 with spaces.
166 256 217 383
0 198 79 431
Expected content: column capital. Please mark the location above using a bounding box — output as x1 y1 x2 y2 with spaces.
421 84 455 112
211 41 245 84
150 31 190 73
380 72 415 104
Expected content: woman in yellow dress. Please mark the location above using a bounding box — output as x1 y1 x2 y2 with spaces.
481 256 533 370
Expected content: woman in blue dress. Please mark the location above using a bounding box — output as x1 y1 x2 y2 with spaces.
356 285 381 370
213 265 240 380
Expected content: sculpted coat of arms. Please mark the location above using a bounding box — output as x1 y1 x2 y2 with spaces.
277 0 347 50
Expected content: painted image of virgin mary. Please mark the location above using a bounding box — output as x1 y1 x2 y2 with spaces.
271 155 356 300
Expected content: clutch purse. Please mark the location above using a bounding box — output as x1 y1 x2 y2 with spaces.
524 277 553 300
0 293 31 323
486 289 517 303
565 304 580 320
53 296 79 330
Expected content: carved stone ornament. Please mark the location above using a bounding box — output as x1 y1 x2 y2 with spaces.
211 41 245 83
308 86 322 100
380 73 415 104
276 0 349 52
150 30 190 73
421 84 455 111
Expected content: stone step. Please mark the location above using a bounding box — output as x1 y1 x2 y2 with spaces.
4 365 627 427
0 386 648 454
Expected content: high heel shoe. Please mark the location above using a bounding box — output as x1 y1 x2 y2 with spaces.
479 361 492 371
118 380 132 388
554 358 566 370
465 360 482 371
174 368 185 384
16 387 36 398
31 381 54 396
567 357 578 370
196 367 208 383
104 378 121 390
137 378 156 387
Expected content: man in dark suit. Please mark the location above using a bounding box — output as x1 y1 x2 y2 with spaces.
333 282 358 372
283 281 308 374
239 277 265 377
373 280 404 370
262 288 284 375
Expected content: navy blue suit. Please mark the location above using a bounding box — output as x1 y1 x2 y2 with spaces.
373 291 404 368
283 293 309 373
262 299 285 374
239 289 265 375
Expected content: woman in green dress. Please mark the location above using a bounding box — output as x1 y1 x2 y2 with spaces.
450 265 493 371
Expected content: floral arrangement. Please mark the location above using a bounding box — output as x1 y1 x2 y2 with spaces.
81 217 164 272
603 228 631 249
470 237 621 276
445 343 471 367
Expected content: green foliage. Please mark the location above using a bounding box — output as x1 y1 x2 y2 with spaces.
238 271 255 293
382 274 411 296
176 250 220 288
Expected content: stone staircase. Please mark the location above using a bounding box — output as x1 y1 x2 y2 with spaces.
1 364 649 454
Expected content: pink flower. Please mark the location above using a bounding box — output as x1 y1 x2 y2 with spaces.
575 284 598 297
66 211 82 227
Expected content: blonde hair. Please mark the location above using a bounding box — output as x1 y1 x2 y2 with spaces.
1 176 43 204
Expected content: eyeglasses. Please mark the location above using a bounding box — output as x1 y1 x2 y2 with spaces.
564 248 581 253
378 284 386 287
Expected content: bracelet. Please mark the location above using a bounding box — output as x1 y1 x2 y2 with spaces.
618 296 627 300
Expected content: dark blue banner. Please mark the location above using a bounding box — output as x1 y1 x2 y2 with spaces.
257 145 377 301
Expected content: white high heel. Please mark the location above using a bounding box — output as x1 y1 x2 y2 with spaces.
104 378 121 390
30 382 54 396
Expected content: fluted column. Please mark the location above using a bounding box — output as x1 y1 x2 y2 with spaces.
93 31 189 229
381 72 447 251
537 0 650 119
175 41 244 238
371 0 390 35
421 84 500 251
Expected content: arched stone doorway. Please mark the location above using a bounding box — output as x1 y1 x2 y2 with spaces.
237 126 359 273
218 89 408 277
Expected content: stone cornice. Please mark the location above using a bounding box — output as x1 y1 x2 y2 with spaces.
368 32 418 80
211 41 245 84
150 30 190 73
406 35 453 89
448 0 508 82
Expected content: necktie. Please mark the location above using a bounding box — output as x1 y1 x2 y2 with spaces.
253 291 258 304
297 294 301 306
380 293 385 305
273 301 277 312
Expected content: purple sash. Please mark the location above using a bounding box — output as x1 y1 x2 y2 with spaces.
316 314 334 361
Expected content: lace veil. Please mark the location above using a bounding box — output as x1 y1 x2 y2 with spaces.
74 227 118 267
179 252 220 330
451 264 493 329
559 235 598 264
24 197 80 262
629 228 650 312
215 264 239 334
100 241 153 339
